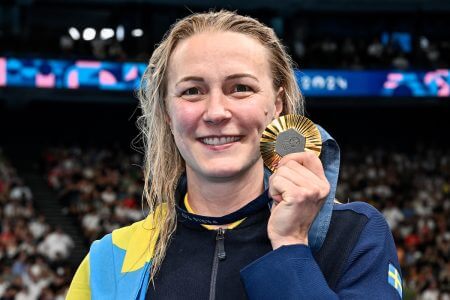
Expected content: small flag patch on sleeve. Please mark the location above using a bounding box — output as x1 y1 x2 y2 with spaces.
388 263 402 298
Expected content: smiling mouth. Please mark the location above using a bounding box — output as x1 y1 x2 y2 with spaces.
200 136 241 146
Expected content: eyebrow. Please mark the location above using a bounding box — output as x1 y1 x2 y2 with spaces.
175 73 259 86
176 76 204 86
225 73 259 82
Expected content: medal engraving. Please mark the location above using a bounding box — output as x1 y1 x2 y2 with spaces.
260 114 322 172
275 128 306 156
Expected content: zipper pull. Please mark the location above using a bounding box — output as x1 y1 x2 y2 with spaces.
216 228 226 261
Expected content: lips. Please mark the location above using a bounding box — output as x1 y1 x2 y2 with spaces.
200 136 241 146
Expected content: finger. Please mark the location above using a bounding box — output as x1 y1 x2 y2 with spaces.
278 152 327 181
273 169 330 201
268 174 298 204
271 195 282 207
269 173 323 207
275 162 324 191
277 159 330 198
272 158 331 201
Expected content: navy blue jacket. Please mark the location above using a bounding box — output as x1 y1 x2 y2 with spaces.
148 188 402 299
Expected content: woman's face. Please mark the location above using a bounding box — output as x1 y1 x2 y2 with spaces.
166 31 283 181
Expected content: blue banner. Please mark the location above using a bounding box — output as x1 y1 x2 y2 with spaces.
0 57 146 91
1 57 450 97
296 70 450 97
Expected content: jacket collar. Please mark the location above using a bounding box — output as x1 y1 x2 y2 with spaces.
175 176 271 228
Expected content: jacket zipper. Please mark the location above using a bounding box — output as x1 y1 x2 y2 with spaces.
209 228 226 300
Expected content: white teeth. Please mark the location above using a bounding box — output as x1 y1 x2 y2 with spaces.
202 136 240 145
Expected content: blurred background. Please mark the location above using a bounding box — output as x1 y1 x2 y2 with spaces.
1 0 449 299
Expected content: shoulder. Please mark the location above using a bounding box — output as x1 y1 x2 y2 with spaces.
316 201 389 259
319 201 392 263
328 201 391 247
110 218 148 249
328 201 396 260
92 205 166 253
316 202 387 266
333 201 384 219
90 206 165 274
90 218 146 253
331 201 389 231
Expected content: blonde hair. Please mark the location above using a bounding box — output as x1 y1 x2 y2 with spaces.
137 10 303 280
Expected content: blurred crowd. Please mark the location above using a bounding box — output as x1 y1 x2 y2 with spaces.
337 146 450 300
290 34 450 70
43 145 145 244
0 148 74 300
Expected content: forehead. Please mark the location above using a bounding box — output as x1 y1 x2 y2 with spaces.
167 31 271 80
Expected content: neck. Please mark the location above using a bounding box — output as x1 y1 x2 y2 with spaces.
186 161 265 217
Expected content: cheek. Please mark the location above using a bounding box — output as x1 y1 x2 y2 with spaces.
239 103 272 135
168 103 200 137
263 104 276 122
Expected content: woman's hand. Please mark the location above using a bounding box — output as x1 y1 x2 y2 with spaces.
268 152 330 250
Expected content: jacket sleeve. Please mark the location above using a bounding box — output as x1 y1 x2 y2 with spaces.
66 254 91 300
240 206 402 300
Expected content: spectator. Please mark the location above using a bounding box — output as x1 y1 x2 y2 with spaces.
383 200 405 230
367 37 384 59
9 181 33 202
28 215 49 240
392 52 410 70
37 228 74 261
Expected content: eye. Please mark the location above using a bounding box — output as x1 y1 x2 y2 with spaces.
182 87 200 96
233 84 253 93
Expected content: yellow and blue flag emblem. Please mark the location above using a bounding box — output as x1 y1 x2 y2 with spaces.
388 263 402 298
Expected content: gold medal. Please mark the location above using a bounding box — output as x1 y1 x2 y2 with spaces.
260 114 322 172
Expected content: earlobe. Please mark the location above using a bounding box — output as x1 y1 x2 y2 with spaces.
274 87 284 118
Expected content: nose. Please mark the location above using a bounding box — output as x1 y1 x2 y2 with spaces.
202 90 232 125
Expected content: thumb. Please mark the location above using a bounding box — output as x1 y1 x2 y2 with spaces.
271 194 282 205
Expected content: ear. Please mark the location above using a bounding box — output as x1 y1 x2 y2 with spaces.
274 87 284 118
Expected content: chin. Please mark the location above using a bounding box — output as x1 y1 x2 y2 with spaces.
200 160 260 180
204 166 244 180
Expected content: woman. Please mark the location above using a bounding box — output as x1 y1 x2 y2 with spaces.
67 10 402 299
